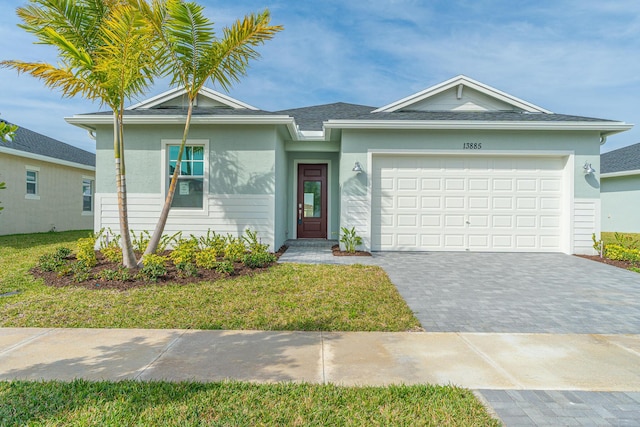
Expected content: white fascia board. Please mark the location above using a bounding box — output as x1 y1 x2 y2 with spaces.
127 86 258 110
0 146 95 172
373 75 552 114
601 169 640 178
66 114 302 140
324 119 632 134
127 87 186 110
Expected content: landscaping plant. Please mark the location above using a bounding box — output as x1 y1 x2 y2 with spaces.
340 226 363 253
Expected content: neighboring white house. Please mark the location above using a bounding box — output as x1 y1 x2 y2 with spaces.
0 121 96 235
601 142 640 233
66 75 631 254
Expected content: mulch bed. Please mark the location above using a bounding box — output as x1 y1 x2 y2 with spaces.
331 244 372 257
576 254 638 270
31 246 289 291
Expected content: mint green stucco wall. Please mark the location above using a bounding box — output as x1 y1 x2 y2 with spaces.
339 129 602 199
95 124 278 195
601 175 640 233
286 151 340 240
273 129 288 248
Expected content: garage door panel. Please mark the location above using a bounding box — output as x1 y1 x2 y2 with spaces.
372 155 565 252
445 197 465 208
397 178 418 190
421 215 441 227
445 178 465 190
493 179 513 191
421 178 441 190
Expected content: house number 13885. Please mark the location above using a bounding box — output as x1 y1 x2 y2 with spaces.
462 142 482 149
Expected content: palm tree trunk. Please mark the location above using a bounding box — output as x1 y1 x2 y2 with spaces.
114 112 137 268
141 99 195 262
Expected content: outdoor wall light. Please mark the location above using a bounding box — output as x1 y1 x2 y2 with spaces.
583 161 596 175
352 161 364 173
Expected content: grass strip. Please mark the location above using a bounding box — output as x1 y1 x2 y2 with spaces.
0 380 500 426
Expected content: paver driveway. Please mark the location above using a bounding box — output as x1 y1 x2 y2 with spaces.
373 252 640 334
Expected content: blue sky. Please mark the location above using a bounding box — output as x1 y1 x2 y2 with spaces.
1 0 639 154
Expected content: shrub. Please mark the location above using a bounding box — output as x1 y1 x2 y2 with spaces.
97 266 132 281
340 226 363 253
215 260 234 275
158 231 181 253
196 230 226 255
76 237 97 268
140 254 167 282
169 238 200 266
38 246 71 272
243 229 269 254
131 230 151 253
71 261 91 283
614 232 639 249
176 261 198 278
605 244 640 263
195 248 220 269
38 254 66 272
243 252 277 269
224 235 246 262
96 227 120 251
101 243 123 264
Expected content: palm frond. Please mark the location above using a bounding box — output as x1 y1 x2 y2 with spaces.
0 60 103 101
164 0 215 90
17 0 107 52
200 9 283 92
93 4 159 107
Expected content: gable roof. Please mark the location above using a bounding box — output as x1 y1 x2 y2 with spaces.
0 121 95 170
601 142 640 177
127 87 257 110
373 75 552 114
67 77 632 141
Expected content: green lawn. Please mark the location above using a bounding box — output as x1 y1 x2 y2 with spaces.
0 232 500 425
0 231 420 331
0 380 500 426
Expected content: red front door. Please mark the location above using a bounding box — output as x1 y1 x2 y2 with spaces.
297 164 327 239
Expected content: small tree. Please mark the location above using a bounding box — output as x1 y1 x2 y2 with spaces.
134 0 283 260
2 1 160 267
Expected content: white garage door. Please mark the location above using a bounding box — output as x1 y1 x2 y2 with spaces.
372 155 567 252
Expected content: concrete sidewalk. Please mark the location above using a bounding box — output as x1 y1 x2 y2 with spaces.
1 328 639 391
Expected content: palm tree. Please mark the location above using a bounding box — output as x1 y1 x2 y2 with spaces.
133 0 283 259
2 0 160 268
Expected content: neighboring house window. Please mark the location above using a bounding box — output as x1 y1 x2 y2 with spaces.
168 145 204 208
82 178 93 212
25 168 39 199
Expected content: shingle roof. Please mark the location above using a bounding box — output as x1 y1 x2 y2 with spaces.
274 105 614 131
1 120 95 167
275 103 375 131
601 142 640 174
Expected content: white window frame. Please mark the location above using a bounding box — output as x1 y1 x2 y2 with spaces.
82 177 94 214
160 139 209 215
25 165 40 200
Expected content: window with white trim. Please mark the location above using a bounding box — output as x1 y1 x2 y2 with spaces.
26 169 38 196
82 178 93 212
168 145 204 208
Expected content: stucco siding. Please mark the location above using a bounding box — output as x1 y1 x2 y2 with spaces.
0 152 94 235
601 175 640 233
93 123 279 247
